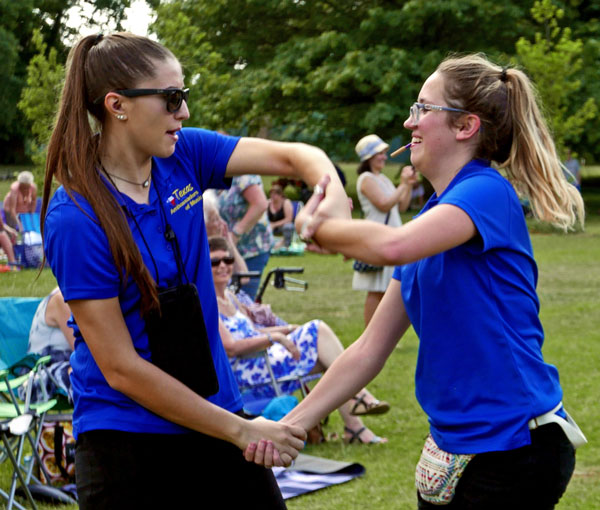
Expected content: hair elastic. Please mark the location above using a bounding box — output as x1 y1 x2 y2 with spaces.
93 33 104 45
500 68 508 82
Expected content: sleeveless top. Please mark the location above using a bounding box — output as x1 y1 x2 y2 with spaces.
28 289 71 354
268 203 285 223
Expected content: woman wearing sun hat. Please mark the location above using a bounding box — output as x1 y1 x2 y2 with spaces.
353 134 416 325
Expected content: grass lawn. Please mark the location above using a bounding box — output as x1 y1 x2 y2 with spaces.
0 169 599 509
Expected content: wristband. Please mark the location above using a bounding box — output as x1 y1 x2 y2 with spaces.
231 225 244 237
266 332 274 345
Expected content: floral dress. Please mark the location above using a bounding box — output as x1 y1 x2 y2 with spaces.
216 175 273 259
220 306 319 399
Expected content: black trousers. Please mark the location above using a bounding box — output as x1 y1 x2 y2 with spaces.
417 423 575 510
76 427 286 510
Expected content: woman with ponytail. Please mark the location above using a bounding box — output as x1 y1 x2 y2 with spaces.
42 32 350 509
249 54 586 508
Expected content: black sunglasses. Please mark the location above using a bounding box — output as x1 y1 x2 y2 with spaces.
94 88 190 113
210 256 235 267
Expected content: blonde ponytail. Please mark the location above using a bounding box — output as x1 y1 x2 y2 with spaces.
438 53 584 231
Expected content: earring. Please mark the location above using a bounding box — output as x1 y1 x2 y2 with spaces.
116 114 127 120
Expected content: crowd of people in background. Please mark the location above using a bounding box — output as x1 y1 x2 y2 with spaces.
0 28 590 510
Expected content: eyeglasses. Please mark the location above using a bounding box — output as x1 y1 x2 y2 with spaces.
409 102 470 125
94 88 190 113
210 256 235 267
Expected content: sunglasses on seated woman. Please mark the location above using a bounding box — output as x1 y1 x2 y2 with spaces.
94 88 190 113
210 256 235 267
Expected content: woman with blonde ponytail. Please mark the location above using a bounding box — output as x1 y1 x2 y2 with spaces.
42 32 352 509
250 53 586 508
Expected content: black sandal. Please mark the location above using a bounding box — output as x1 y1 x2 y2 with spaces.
350 394 390 416
343 426 385 444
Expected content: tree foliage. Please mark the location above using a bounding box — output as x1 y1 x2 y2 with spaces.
515 0 597 158
1 0 132 164
12 0 600 164
153 0 537 159
18 29 65 170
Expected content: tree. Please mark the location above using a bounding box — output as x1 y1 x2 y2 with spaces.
3 0 133 164
153 0 536 159
18 29 65 170
515 0 597 158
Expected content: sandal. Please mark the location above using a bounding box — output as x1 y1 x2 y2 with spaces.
350 394 390 416
343 426 386 445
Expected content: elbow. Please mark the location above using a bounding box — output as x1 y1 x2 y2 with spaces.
101 359 139 394
224 345 237 358
257 196 268 213
103 367 131 394
380 237 404 266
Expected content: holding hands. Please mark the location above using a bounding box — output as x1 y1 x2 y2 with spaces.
239 416 306 468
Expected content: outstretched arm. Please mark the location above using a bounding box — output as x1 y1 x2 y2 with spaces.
296 175 477 266
226 138 351 225
70 297 306 467
245 279 411 461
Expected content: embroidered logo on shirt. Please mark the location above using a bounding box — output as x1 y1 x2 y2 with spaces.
166 184 202 214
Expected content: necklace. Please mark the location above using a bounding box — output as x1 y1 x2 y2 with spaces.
104 169 151 188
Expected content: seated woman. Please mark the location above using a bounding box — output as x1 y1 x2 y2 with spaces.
0 214 17 268
267 184 295 249
25 287 75 402
210 236 389 444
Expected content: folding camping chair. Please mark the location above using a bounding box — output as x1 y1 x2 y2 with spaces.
13 213 44 270
230 267 308 304
0 297 76 508
227 268 318 417
235 351 322 418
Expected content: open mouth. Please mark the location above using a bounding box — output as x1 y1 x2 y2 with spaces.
411 137 423 145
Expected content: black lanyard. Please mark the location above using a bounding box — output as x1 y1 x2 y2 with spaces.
102 166 189 288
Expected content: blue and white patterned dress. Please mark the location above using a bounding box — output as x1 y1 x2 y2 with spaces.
220 307 319 399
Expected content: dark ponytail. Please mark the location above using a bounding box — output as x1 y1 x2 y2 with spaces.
43 33 174 315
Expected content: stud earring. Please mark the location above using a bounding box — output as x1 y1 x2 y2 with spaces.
116 114 127 120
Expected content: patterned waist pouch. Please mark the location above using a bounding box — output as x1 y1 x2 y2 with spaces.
415 434 475 505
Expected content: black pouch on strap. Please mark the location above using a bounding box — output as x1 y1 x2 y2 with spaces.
146 283 219 398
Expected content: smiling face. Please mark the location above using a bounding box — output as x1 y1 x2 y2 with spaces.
210 248 234 286
119 57 190 160
403 71 460 175
369 150 388 173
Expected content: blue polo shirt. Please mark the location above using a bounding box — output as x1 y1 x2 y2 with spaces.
44 128 244 436
393 159 563 454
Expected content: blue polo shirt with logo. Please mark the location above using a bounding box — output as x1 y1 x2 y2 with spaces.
44 128 243 436
393 159 563 454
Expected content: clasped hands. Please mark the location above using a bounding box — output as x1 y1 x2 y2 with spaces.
241 416 306 468
296 174 351 252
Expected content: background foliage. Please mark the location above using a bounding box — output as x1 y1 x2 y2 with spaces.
0 0 132 164
7 0 600 165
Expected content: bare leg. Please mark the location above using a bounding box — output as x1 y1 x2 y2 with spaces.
312 322 388 443
0 232 15 263
364 291 384 326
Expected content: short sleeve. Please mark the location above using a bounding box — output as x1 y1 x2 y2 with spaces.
236 174 263 192
172 128 240 191
440 173 516 252
44 198 120 302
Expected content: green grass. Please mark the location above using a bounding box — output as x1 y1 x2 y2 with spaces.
1 171 599 509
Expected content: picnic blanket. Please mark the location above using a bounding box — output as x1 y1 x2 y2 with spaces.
274 453 365 499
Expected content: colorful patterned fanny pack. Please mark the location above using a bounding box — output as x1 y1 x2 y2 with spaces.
415 434 475 505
